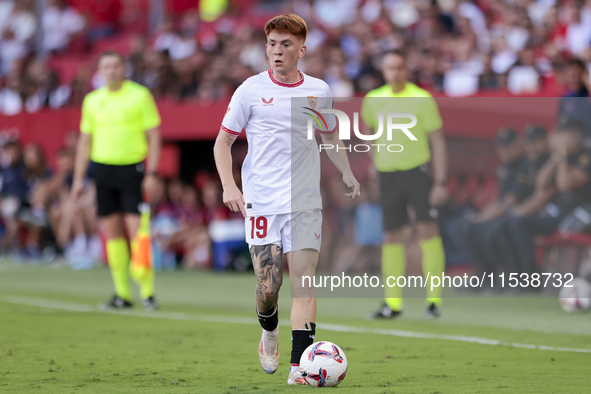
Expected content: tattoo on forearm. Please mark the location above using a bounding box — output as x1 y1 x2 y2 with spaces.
251 245 283 312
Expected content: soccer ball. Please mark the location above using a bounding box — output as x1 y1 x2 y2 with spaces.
299 341 348 387
559 278 591 313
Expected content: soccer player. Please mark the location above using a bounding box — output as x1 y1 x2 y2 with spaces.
213 14 360 385
72 51 161 310
361 50 448 319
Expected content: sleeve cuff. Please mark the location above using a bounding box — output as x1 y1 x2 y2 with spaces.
319 127 337 135
221 124 240 136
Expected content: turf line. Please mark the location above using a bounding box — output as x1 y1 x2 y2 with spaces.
2 294 591 354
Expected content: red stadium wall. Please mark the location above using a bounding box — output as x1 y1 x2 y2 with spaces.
0 97 559 171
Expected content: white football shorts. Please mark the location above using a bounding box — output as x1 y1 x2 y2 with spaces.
245 209 322 253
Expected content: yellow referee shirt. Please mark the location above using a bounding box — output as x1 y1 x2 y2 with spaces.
361 82 442 172
80 80 161 165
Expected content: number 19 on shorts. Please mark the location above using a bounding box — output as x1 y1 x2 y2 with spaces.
250 216 268 239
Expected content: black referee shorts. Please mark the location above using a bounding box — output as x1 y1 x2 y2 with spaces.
91 161 144 217
379 164 436 231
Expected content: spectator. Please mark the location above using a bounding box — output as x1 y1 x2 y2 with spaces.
0 0 35 74
0 70 23 115
25 148 99 263
500 118 591 280
164 184 211 269
41 0 85 54
491 35 518 75
153 16 177 54
23 144 52 194
0 0 36 43
455 129 531 280
170 11 198 61
507 45 541 94
0 141 27 252
23 60 70 112
69 64 92 105
167 178 184 210
562 57 590 97
201 181 230 222
565 0 591 56
174 58 198 99
16 144 52 257
558 58 591 139
0 28 27 75
152 51 180 99
479 52 499 91
150 175 180 270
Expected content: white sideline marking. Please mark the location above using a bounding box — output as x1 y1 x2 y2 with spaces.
2 295 591 354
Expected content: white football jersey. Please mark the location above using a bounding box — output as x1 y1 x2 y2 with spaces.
221 69 337 216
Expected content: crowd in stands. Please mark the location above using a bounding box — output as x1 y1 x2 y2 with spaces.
439 117 591 290
0 131 238 269
3 0 591 115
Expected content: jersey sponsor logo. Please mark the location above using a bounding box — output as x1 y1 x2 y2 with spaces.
262 97 274 106
314 233 320 240
225 107 231 115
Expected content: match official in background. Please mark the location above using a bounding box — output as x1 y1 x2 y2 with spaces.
72 51 161 309
362 50 448 319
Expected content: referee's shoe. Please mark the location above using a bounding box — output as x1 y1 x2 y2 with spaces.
368 303 402 320
105 295 133 309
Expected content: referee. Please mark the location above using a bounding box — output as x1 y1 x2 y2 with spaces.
71 51 161 309
362 50 448 319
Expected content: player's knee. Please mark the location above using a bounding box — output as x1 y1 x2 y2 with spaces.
258 277 282 298
384 230 404 244
269 276 283 295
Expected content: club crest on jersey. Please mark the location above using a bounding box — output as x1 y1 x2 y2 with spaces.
262 97 274 106
307 96 318 109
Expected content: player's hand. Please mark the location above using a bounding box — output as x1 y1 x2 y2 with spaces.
223 184 247 217
343 172 361 199
70 179 84 201
429 184 449 206
142 174 157 200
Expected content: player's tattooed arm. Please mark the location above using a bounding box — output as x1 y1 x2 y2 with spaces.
252 245 283 312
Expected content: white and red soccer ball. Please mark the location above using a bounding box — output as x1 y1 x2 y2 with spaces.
299 341 348 387
559 278 591 313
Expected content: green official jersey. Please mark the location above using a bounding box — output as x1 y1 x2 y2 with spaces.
80 80 161 165
361 82 442 172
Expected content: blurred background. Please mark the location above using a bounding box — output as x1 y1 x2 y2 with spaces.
1 0 591 286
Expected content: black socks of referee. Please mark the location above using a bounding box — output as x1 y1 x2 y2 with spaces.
257 306 279 332
290 322 316 365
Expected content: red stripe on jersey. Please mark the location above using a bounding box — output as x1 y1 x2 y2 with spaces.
268 69 304 87
221 124 240 135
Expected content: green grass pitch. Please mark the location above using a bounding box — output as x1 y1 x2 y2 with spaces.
0 260 590 393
